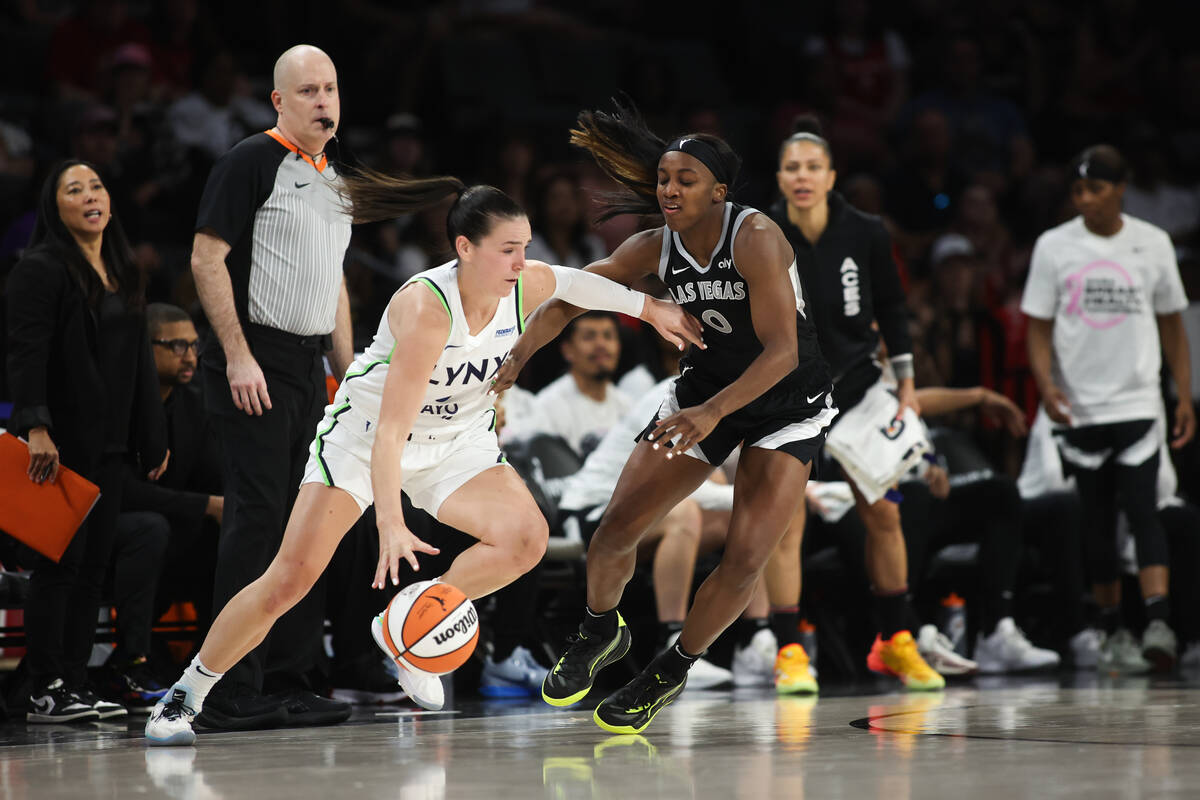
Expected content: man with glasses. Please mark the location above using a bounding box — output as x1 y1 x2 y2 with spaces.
105 304 226 708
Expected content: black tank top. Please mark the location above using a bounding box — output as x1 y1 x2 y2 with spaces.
658 202 830 395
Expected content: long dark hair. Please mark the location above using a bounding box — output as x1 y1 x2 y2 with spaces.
338 166 466 224
28 159 142 309
569 100 741 223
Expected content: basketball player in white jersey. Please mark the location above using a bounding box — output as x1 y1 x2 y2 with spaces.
145 179 703 746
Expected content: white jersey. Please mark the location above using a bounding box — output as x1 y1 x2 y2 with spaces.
332 260 523 440
1020 214 1188 426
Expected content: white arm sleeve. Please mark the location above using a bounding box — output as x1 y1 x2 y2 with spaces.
549 264 646 318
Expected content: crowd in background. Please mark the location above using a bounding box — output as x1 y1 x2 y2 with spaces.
2 0 1200 714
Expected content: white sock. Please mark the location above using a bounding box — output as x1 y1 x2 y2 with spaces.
176 657 224 711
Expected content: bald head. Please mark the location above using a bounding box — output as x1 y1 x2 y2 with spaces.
273 44 335 92
270 44 339 154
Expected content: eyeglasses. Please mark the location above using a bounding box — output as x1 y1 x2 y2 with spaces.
152 338 201 357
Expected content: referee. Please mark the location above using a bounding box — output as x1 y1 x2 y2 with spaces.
191 44 354 729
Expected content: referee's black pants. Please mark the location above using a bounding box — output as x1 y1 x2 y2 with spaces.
204 327 327 691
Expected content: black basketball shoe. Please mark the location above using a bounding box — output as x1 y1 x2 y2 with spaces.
26 678 100 723
593 657 688 735
541 612 631 707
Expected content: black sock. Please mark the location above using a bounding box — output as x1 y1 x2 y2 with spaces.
874 590 908 640
654 643 700 682
736 617 769 648
1100 606 1121 635
658 620 684 649
581 606 619 639
1145 595 1171 624
769 606 800 648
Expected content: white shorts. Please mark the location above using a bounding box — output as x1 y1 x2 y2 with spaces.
301 403 509 516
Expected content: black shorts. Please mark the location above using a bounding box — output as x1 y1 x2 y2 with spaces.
637 370 838 466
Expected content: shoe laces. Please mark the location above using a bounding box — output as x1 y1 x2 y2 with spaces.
620 670 677 712
159 689 195 722
554 632 602 678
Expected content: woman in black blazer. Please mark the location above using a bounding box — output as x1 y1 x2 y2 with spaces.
5 159 167 722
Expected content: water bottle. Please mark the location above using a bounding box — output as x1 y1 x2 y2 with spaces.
798 619 818 675
939 593 968 656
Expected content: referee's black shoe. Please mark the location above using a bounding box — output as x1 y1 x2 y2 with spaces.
593 656 687 735
542 612 631 707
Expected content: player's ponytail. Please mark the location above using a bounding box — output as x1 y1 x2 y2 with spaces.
338 166 466 224
570 100 665 222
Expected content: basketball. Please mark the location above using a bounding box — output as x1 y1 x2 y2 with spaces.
380 580 479 675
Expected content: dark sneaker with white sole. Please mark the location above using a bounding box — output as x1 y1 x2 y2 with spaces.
542 612 631 707
27 678 100 723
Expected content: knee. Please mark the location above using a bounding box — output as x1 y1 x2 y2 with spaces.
260 561 320 617
489 511 548 575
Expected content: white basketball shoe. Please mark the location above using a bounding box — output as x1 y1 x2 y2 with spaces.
731 628 778 687
371 614 445 711
144 686 198 747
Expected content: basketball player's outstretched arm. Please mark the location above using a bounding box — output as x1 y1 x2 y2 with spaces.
369 287 450 587
492 233 701 391
648 216 800 454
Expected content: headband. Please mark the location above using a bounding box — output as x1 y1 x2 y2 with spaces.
786 131 830 150
1071 153 1126 184
663 137 730 185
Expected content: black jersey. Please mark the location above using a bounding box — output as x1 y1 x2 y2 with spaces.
657 202 830 396
769 192 912 404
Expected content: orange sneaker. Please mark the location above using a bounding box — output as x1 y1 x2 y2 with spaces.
867 630 945 691
774 643 818 694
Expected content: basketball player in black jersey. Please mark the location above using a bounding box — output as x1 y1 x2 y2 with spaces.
493 102 836 734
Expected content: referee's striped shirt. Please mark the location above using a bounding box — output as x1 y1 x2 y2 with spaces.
195 129 351 337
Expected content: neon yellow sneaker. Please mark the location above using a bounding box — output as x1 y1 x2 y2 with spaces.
774 643 818 694
867 630 946 691
542 612 631 707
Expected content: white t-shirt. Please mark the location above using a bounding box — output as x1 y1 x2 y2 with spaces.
559 378 732 512
1020 214 1188 426
512 373 631 456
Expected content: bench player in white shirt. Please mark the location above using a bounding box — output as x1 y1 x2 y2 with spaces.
1023 144 1194 672
146 180 703 746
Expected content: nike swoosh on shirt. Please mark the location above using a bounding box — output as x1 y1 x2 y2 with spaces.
295 182 310 189
444 344 463 349
807 392 824 404
671 265 691 275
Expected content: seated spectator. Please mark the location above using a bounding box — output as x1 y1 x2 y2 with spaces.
525 169 607 269
167 50 276 162
507 311 630 458
904 385 1061 674
107 303 223 705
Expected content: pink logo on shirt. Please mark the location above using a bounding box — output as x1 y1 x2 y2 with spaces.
1064 260 1141 329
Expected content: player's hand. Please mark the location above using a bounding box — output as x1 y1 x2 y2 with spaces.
895 378 921 422
490 342 532 396
227 351 272 416
1172 397 1196 449
374 518 441 588
641 297 705 353
27 426 59 484
1041 383 1072 425
925 464 951 500
645 402 721 459
147 449 170 481
980 389 1028 437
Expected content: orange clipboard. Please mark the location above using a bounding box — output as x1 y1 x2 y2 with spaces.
0 432 101 562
